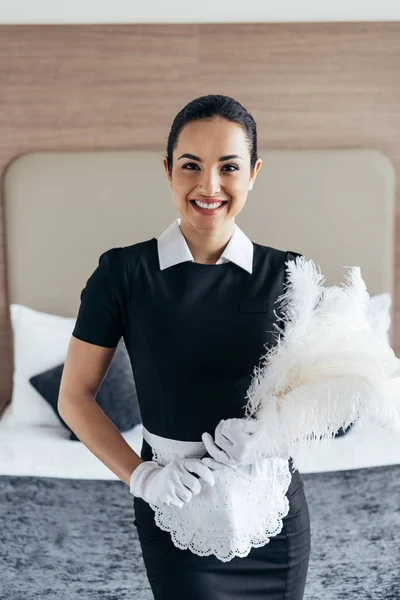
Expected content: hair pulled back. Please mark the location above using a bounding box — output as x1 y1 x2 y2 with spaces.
166 94 258 176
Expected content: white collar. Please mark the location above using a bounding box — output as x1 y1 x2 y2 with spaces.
157 218 253 274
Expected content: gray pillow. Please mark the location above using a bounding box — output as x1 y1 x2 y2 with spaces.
29 339 141 441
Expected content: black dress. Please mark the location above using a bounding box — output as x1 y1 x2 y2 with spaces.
72 238 311 600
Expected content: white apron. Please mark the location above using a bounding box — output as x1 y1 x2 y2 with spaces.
141 426 293 563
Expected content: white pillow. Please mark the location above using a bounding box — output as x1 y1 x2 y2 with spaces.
367 292 392 346
6 304 76 427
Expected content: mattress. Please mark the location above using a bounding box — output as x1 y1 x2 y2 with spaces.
0 402 143 479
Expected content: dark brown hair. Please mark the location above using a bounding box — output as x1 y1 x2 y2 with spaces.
166 94 258 176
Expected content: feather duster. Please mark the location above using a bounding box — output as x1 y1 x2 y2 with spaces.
244 256 400 472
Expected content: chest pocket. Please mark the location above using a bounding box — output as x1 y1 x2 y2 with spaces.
237 300 278 362
238 300 270 314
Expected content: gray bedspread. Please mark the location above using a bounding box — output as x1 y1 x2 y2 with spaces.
0 463 399 599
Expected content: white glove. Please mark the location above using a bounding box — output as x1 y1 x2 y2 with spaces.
129 458 215 508
201 418 289 473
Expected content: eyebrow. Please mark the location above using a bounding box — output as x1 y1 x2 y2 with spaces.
177 153 244 162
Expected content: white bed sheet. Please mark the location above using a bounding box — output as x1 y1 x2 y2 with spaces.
1 402 399 479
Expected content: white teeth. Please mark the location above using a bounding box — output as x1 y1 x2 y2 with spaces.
194 200 224 209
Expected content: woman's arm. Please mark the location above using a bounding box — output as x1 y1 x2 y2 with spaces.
58 336 143 486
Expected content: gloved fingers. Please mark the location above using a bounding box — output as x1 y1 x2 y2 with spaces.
174 483 193 504
201 457 236 471
166 493 185 508
214 420 235 449
218 419 263 464
201 432 234 465
179 469 202 495
183 457 215 486
221 417 258 437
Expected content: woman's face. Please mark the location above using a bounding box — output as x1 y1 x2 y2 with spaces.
163 117 262 231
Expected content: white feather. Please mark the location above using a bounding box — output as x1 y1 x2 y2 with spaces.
244 256 400 472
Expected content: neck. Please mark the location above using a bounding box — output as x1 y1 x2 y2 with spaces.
179 219 235 264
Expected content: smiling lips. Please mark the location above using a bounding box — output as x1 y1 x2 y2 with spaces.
190 198 228 215
190 198 229 203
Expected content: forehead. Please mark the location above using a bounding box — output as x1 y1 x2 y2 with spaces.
176 118 248 153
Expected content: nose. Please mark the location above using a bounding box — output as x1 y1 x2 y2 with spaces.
198 169 222 197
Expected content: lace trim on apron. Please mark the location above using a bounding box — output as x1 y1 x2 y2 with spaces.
141 426 292 562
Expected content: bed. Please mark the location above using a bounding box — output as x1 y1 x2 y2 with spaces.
1 149 399 599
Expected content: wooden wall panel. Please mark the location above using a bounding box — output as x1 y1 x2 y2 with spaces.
1 23 400 413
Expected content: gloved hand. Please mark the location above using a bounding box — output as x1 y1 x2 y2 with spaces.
201 418 289 473
129 457 215 508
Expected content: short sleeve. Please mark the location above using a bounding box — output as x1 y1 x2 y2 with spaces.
72 247 129 348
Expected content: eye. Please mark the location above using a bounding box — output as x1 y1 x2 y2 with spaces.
181 163 239 172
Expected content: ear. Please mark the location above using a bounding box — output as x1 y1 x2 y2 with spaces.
162 156 173 189
249 158 263 191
